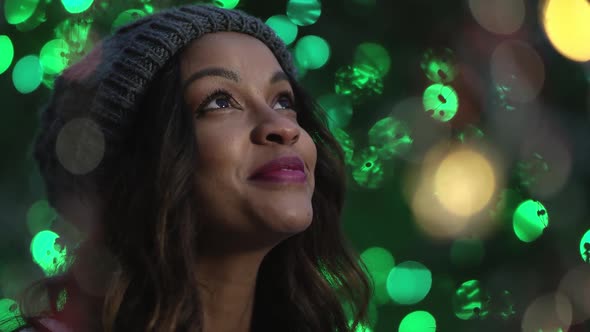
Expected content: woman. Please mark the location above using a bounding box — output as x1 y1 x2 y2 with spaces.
12 4 371 332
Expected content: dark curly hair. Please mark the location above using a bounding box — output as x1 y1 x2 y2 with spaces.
13 44 372 332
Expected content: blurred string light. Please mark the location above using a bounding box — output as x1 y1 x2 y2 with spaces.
56 118 105 175
521 292 572 332
54 17 93 56
367 116 413 161
351 146 385 189
30 230 70 277
398 310 436 332
353 42 391 78
579 229 590 262
212 0 239 9
0 298 24 332
40 39 71 75
452 279 490 320
26 199 57 236
490 40 545 104
330 128 355 165
335 65 384 103
317 93 353 130
468 0 525 35
541 0 590 62
4 0 40 25
61 0 94 14
450 237 485 268
557 264 590 325
512 199 549 243
0 36 14 75
422 84 459 122
421 48 458 84
360 247 395 306
386 261 432 305
410 143 501 238
111 9 148 33
286 0 321 26
12 55 43 94
294 35 330 70
265 15 298 45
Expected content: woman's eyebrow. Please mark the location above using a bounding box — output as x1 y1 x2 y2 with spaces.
183 67 239 92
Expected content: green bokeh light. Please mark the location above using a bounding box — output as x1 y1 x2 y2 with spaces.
54 18 93 54
61 0 94 14
452 280 490 320
57 289 67 311
286 0 321 26
423 83 459 122
450 238 484 268
330 127 355 165
213 0 239 9
512 199 548 243
348 320 373 332
386 261 432 305
40 39 70 75
457 124 485 143
334 64 384 103
112 9 147 33
354 42 391 78
12 55 43 94
398 310 436 332
294 35 330 70
368 116 413 160
0 36 15 75
4 0 40 25
421 48 458 83
26 199 57 236
0 298 25 332
30 230 69 277
579 229 590 263
317 93 353 130
516 153 549 189
265 15 298 45
360 247 395 305
351 146 385 189
497 290 516 320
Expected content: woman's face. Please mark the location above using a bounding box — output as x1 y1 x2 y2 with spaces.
180 32 317 249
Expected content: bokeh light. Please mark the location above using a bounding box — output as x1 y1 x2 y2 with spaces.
331 127 355 165
512 199 549 243
30 230 69 277
398 310 436 332
490 40 545 103
351 146 385 189
334 64 384 103
542 0 590 62
521 292 572 332
386 261 432 305
111 9 148 33
0 36 15 76
557 264 590 324
39 39 70 75
265 15 298 45
317 93 353 130
26 199 57 236
286 0 321 26
453 280 490 320
294 35 330 70
368 116 413 161
353 42 391 78
12 55 43 94
433 146 496 217
0 298 24 332
421 48 458 84
360 247 395 305
61 0 94 14
468 0 525 35
55 118 106 175
423 84 459 122
4 0 40 25
213 0 240 9
579 229 590 263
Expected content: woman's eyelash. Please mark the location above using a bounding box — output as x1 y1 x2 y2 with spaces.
195 89 297 115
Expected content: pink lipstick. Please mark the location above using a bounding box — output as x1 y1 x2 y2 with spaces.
249 156 306 183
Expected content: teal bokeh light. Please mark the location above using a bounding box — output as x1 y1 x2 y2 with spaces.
266 15 298 45
213 0 239 9
398 310 436 332
30 230 69 277
386 261 432 305
354 42 391 78
4 0 40 25
294 35 330 70
61 0 94 14
40 39 70 75
12 55 43 94
423 83 459 122
286 0 321 26
512 199 548 243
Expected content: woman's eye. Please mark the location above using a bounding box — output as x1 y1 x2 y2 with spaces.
203 96 232 111
274 94 295 110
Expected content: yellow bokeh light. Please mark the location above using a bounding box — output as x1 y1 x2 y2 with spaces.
542 0 590 62
434 148 496 217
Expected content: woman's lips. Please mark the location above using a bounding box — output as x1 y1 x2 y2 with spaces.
249 169 307 183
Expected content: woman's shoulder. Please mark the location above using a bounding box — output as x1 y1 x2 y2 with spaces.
14 318 72 332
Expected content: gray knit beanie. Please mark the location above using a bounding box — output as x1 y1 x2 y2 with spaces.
34 4 297 193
